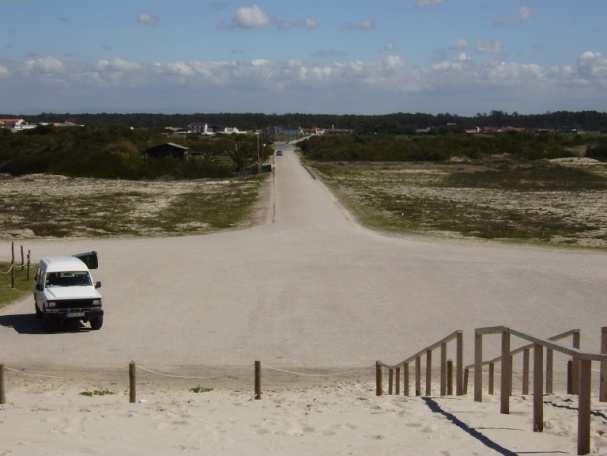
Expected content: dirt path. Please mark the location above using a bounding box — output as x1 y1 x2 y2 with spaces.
0 143 606 369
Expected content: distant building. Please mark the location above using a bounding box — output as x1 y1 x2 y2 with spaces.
0 118 24 129
324 125 353 136
0 118 39 132
144 143 190 159
220 127 249 135
188 123 216 136
52 119 84 128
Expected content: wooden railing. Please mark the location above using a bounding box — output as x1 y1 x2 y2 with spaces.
471 326 607 455
464 328 580 397
376 330 464 397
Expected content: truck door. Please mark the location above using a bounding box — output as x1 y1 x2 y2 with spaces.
34 267 44 309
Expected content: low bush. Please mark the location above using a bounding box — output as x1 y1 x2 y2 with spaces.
0 126 272 180
300 133 578 163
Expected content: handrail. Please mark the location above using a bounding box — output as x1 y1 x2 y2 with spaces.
378 330 462 369
376 330 464 397
465 328 580 369
478 326 607 362
471 325 606 455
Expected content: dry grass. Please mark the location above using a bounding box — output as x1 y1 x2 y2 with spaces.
0 174 267 239
311 160 607 248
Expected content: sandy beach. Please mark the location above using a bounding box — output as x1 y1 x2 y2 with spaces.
1 144 607 454
2 368 606 456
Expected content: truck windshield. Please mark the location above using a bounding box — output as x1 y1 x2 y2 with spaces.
45 271 92 287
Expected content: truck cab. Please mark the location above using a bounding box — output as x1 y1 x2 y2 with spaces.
34 254 104 331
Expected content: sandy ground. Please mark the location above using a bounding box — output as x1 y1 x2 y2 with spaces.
2 372 606 455
1 144 606 368
1 143 607 453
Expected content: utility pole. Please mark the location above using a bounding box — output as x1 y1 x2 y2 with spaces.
256 132 261 172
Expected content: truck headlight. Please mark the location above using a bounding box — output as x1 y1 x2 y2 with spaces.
46 301 56 308
92 299 102 306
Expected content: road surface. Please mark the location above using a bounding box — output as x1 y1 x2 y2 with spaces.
1 143 606 368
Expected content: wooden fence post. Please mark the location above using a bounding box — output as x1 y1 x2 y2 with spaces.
395 367 400 395
389 369 394 395
546 348 554 395
456 331 464 395
523 348 530 395
600 327 607 402
10 263 15 289
578 358 592 455
464 368 469 395
572 331 581 395
26 250 31 281
533 344 544 432
376 362 382 396
567 360 574 395
129 362 136 404
474 331 483 402
20 245 24 266
489 362 495 395
255 361 261 400
0 364 5 405
11 242 14 265
415 356 421 396
501 329 511 414
440 342 447 396
404 363 409 396
447 360 453 395
425 350 432 396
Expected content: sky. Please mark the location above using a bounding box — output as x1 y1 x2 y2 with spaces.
0 0 606 115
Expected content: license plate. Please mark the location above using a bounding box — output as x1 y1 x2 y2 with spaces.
67 312 85 318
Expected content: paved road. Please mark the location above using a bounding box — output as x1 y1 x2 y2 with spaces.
1 143 606 368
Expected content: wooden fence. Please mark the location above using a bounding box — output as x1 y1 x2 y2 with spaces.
376 330 464 397
1 242 32 288
470 326 607 455
464 328 580 398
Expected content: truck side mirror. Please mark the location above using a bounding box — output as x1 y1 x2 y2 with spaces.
95 281 102 289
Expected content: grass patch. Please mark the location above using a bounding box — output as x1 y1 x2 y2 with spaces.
0 174 267 239
0 262 34 308
445 163 607 191
80 389 115 397
310 160 607 248
190 385 213 394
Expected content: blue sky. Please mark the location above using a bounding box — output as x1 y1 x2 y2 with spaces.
0 0 606 114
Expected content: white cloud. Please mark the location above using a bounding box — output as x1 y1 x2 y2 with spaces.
476 40 504 54
416 0 445 6
455 39 468 50
232 4 270 28
2 51 607 113
24 56 65 74
494 6 534 26
305 18 319 30
137 13 159 26
229 5 317 31
97 58 143 72
343 18 375 31
519 6 533 21
577 51 607 81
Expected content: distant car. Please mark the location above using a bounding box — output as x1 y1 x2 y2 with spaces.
33 252 104 331
276 150 283 156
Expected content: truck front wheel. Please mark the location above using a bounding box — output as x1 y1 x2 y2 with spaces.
90 315 103 330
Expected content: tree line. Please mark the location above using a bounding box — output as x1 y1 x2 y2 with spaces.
300 133 607 162
2 110 607 133
0 126 272 179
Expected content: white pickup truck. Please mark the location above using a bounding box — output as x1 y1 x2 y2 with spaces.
33 251 104 331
